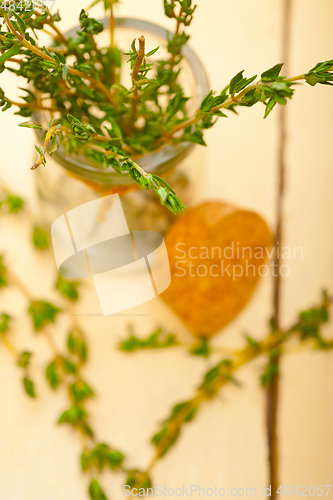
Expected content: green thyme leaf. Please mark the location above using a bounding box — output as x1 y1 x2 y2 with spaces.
28 300 61 332
119 326 179 352
230 70 244 94
23 376 36 398
19 121 44 131
83 443 124 473
245 335 260 349
62 64 69 80
88 479 108 500
0 255 8 288
0 43 21 63
79 9 104 35
46 360 61 390
32 225 50 250
261 63 284 81
17 351 32 368
5 194 24 213
146 46 160 57
56 274 80 302
189 337 211 358
61 356 77 374
49 134 60 155
0 313 11 335
67 330 88 363
304 60 333 86
58 405 88 425
11 11 27 34
69 380 94 403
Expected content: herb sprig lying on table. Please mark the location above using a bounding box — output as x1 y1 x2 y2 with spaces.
120 292 333 490
1 187 333 499
0 250 125 499
0 1 332 213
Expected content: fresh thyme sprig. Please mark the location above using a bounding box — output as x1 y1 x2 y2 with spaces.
1 188 333 499
0 183 50 249
0 252 125 499
0 185 24 213
126 292 333 486
1 194 126 499
153 61 333 147
0 311 36 398
119 325 179 352
1 3 332 214
115 292 333 492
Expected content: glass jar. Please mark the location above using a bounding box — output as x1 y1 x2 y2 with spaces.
33 17 210 232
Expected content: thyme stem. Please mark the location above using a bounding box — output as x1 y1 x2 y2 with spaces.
152 66 333 148
31 125 59 170
131 35 145 121
5 268 59 357
3 13 118 108
169 8 181 69
44 327 58 357
0 335 18 356
110 0 115 48
82 142 148 178
136 298 332 486
6 268 34 300
10 100 62 113
137 330 294 483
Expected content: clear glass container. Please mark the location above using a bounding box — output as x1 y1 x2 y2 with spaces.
33 17 210 231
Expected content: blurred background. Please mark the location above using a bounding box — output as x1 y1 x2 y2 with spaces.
0 0 333 498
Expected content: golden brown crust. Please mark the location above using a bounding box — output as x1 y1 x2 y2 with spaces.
161 201 273 337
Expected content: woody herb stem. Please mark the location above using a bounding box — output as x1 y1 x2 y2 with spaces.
131 35 146 122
